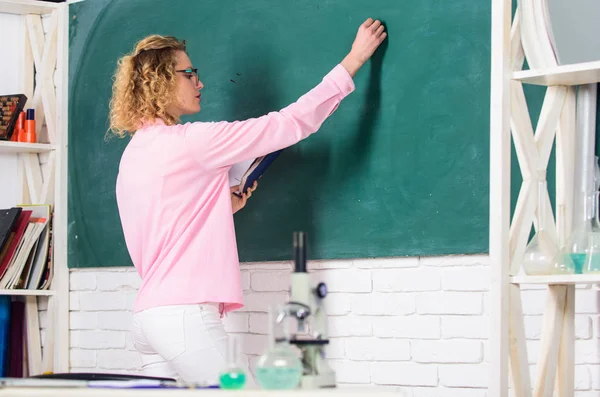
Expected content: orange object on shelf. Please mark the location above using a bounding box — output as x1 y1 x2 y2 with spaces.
15 111 26 142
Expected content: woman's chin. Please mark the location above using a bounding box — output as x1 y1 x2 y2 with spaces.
183 106 201 115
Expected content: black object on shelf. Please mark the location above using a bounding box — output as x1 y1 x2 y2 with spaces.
31 372 176 382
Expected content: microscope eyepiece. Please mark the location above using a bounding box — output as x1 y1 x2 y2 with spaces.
293 231 307 273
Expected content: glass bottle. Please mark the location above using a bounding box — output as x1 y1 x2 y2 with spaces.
218 335 247 389
255 305 303 390
567 191 600 274
523 181 557 275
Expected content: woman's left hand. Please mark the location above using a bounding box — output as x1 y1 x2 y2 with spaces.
231 181 258 214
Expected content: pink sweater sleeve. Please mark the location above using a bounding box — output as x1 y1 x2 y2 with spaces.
183 64 355 169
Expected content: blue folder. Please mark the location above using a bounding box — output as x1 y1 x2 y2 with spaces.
236 150 283 196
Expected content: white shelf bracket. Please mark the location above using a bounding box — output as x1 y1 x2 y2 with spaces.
26 11 58 143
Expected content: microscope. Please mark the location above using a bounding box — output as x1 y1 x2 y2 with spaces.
275 232 336 389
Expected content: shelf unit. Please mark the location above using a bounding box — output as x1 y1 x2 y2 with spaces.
512 60 600 86
511 274 600 285
0 0 68 375
0 142 57 154
490 1 600 396
0 0 59 14
0 289 56 297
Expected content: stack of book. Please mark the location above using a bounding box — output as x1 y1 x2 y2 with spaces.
0 205 52 291
0 205 53 378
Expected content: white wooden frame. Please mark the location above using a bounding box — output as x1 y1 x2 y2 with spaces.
0 0 69 375
490 1 600 396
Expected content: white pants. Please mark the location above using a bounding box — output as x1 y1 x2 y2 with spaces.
131 303 255 387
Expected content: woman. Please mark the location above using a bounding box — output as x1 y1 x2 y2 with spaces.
110 18 386 385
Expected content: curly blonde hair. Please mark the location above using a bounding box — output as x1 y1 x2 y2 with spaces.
109 35 187 137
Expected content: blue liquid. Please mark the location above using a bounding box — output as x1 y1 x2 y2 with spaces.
570 253 586 274
255 366 302 390
219 371 246 389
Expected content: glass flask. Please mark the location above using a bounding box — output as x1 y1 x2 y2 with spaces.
255 305 303 390
549 206 575 275
550 246 576 275
218 335 247 389
567 191 600 274
523 181 558 275
583 232 600 274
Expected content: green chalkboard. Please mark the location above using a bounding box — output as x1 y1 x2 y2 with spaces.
68 0 545 268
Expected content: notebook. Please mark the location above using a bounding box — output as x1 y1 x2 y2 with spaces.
0 208 22 254
228 150 283 197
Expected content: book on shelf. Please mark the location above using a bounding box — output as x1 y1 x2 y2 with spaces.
0 205 52 291
7 300 24 378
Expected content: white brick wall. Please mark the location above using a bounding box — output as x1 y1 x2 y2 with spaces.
64 255 600 396
68 269 143 373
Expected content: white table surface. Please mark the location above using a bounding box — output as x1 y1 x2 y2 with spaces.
0 388 408 396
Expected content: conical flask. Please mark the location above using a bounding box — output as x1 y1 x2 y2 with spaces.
550 246 576 275
550 206 575 275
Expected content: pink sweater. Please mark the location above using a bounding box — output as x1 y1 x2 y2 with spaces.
116 64 355 313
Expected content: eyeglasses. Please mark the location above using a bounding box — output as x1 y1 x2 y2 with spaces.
176 68 199 82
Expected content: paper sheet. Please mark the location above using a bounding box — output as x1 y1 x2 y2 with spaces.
228 159 255 187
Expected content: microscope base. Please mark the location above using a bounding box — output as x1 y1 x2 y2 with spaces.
300 372 336 389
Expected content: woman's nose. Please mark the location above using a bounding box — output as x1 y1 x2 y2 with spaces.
196 79 204 89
